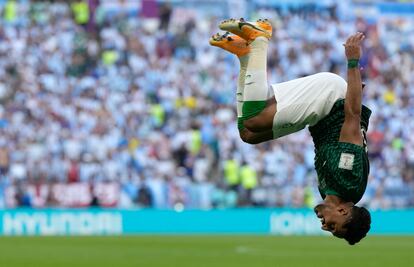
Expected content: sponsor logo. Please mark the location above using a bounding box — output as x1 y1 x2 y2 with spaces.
338 153 354 170
270 212 325 235
238 22 266 33
2 212 123 236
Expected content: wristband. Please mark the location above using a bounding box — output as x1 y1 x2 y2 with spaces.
347 59 359 69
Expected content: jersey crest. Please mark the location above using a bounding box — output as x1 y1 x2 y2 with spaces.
338 153 355 170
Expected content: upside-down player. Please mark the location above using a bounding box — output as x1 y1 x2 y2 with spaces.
209 18 371 245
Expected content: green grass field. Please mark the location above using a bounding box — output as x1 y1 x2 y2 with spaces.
0 236 413 267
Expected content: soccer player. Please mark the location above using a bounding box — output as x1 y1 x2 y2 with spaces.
209 18 371 245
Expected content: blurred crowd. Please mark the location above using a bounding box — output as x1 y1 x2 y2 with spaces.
0 0 413 209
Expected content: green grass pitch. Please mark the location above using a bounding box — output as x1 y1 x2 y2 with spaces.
0 236 413 267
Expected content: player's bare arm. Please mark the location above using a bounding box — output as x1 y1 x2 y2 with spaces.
339 32 365 146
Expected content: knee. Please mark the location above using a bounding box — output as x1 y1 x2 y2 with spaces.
243 118 258 132
239 130 257 145
242 104 275 132
243 117 268 132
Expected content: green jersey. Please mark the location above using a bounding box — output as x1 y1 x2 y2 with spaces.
309 99 372 204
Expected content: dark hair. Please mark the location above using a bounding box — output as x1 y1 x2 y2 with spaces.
343 206 371 245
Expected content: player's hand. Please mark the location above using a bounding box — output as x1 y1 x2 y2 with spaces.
343 32 365 60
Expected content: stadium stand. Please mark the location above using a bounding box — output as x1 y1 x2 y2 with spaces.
0 0 413 209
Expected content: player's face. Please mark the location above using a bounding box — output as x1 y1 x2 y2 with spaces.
314 203 351 238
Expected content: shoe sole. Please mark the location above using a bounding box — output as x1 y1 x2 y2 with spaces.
219 18 271 41
209 32 250 57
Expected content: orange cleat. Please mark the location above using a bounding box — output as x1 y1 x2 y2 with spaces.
219 18 272 43
209 32 250 58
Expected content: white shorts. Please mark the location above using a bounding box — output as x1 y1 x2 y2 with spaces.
270 72 347 138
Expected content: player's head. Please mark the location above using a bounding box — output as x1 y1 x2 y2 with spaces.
314 203 371 245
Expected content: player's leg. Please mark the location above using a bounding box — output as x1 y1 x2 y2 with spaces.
210 33 250 132
239 97 275 144
209 32 250 129
220 18 275 133
209 32 274 144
